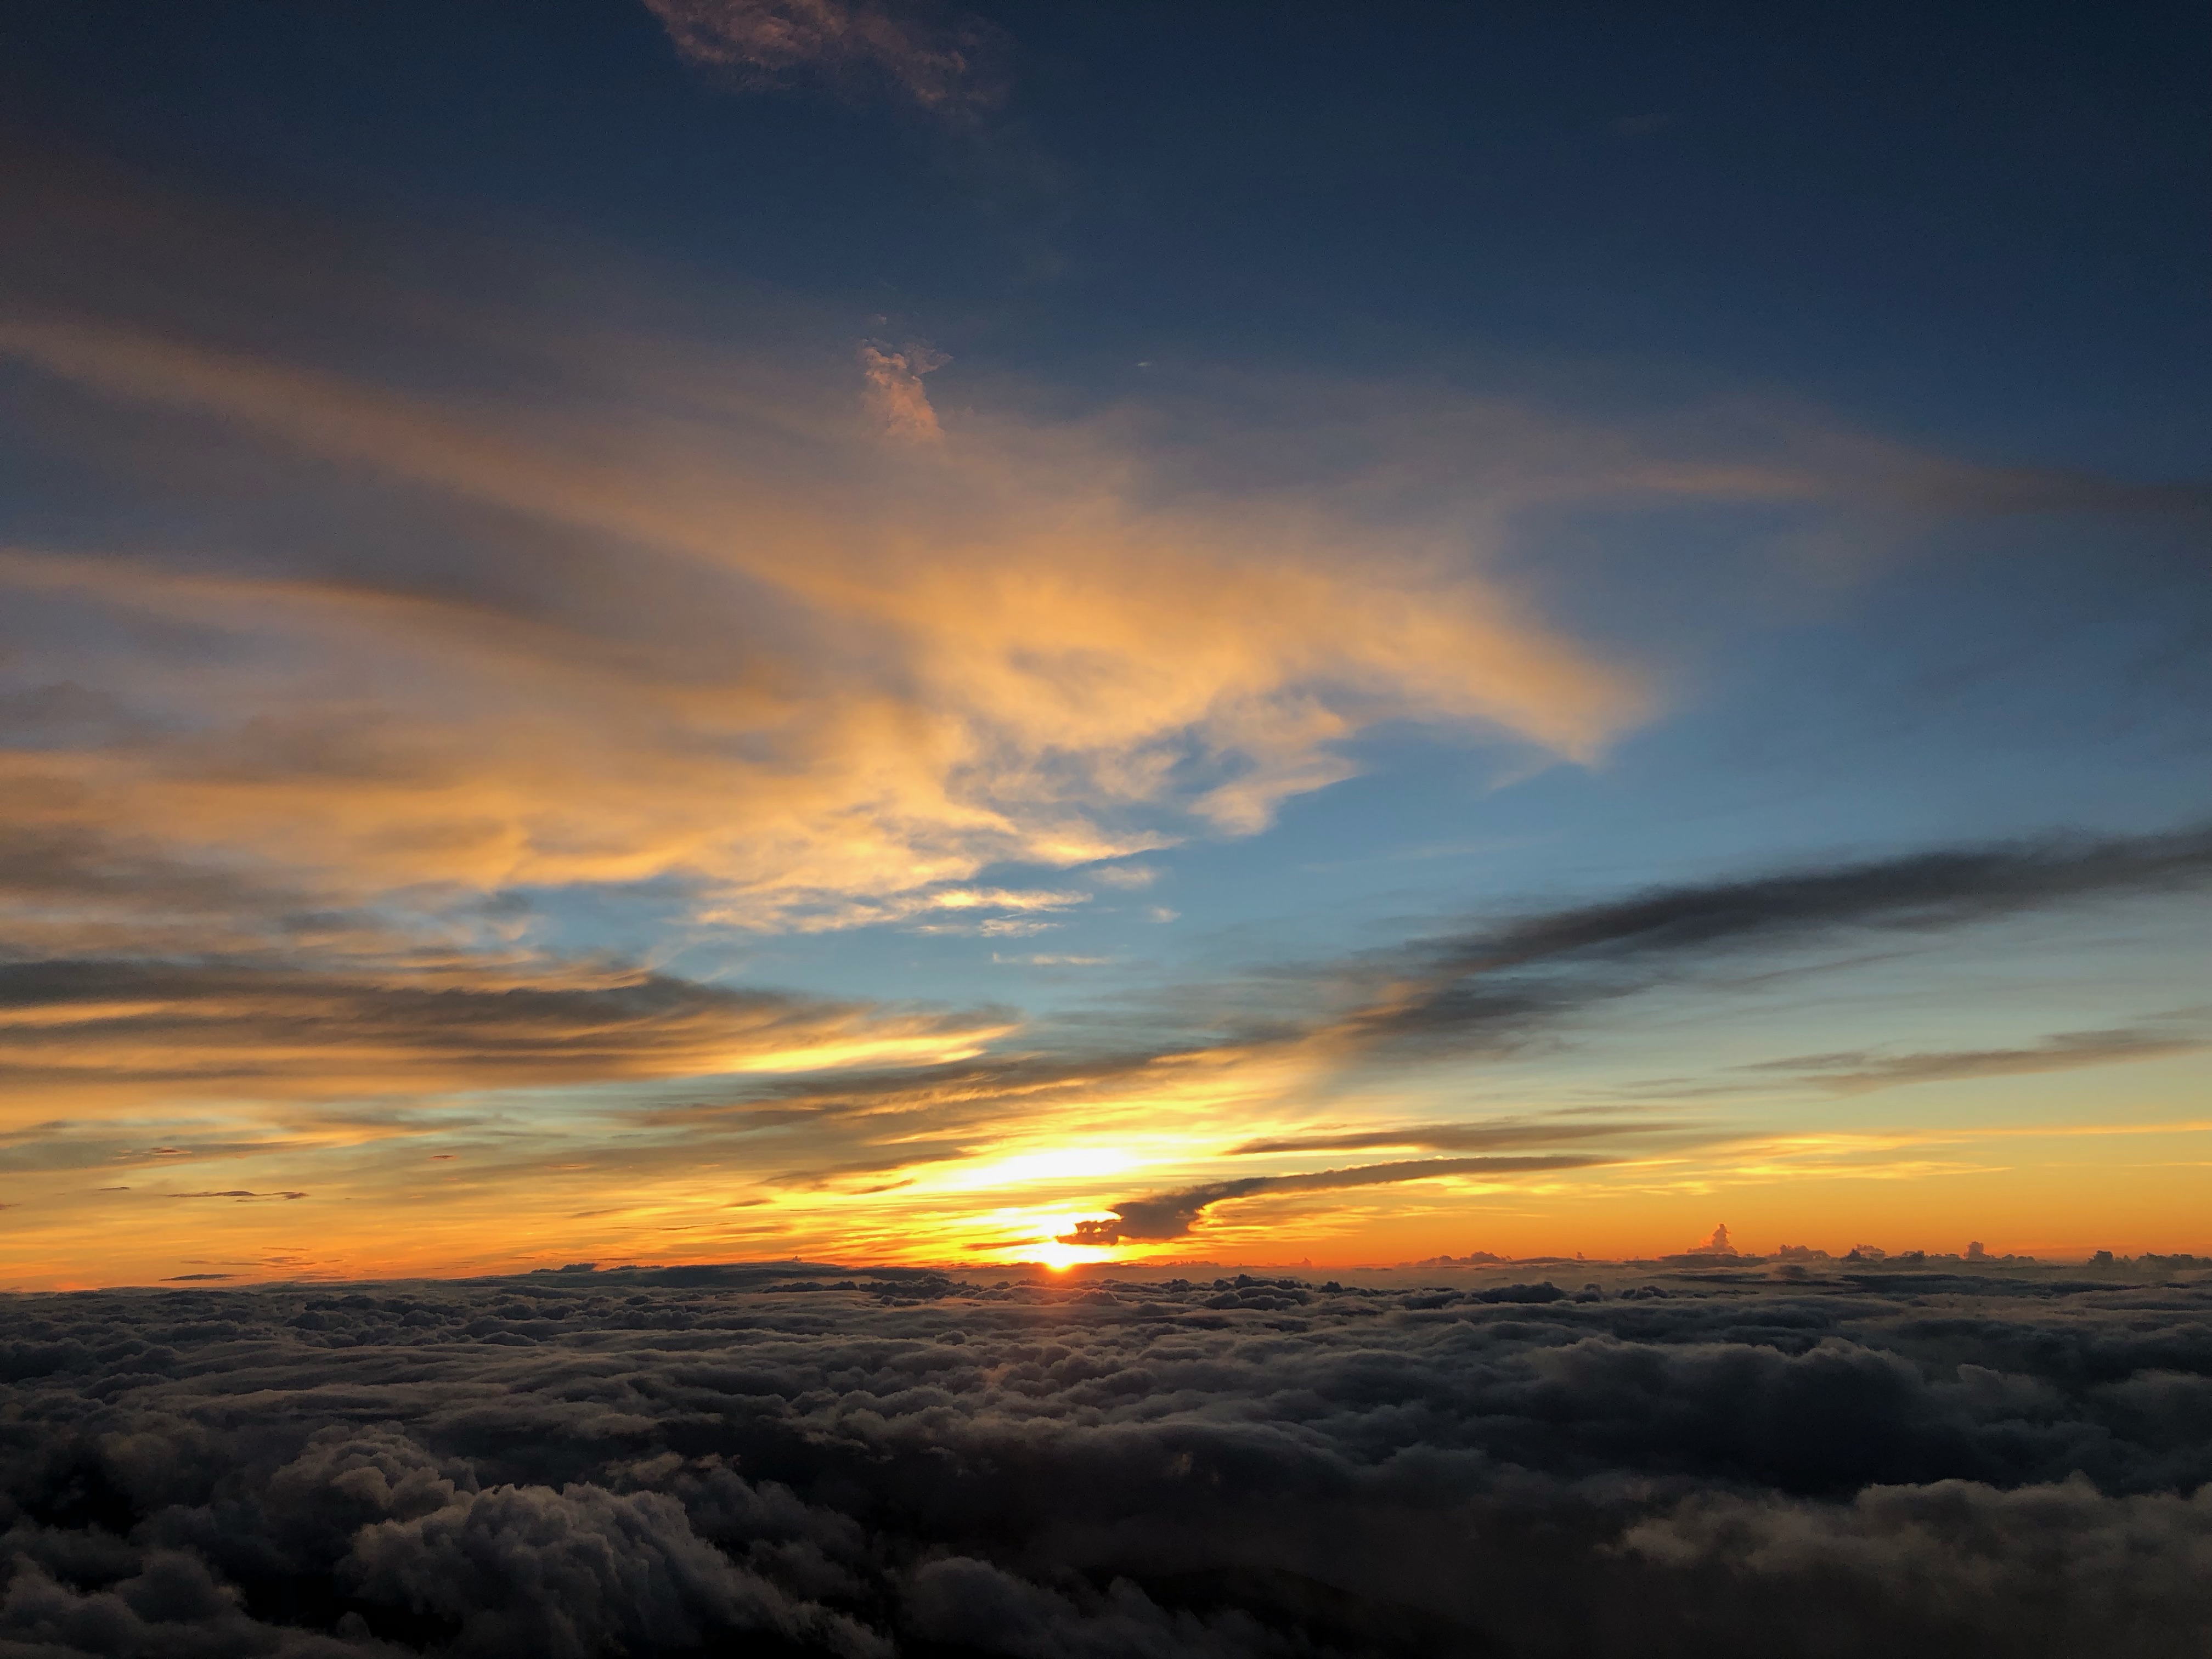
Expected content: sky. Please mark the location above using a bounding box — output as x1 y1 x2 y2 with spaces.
0 0 2207 1288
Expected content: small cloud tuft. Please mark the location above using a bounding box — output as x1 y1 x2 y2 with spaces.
858 340 949 439
1088 862 1158 890
1683 1222 1739 1257
166 1189 309 1202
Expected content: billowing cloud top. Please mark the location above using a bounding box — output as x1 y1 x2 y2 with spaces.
1 1260 2207 1656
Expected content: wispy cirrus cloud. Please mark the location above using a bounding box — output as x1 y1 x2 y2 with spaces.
0 958 1009 1107
1739 1024 2210 1095
10 156 2194 968
1313 824 2212 1060
19 272 2175 957
0 168 1667 944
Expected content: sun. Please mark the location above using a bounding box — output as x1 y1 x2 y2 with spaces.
1030 1240 1107 1273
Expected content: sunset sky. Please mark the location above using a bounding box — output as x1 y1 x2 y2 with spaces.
2 2 2207 1288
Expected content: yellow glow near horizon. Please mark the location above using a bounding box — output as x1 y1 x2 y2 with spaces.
2 1091 2205 1290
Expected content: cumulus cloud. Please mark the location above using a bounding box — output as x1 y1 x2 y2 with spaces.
1622 1477 2212 1652
641 0 1006 115
0 1263 2206 1656
345 1480 884 1657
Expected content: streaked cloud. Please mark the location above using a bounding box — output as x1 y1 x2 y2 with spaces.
166 1188 306 1201
1058 1153 1616 1244
0 958 1008 1105
1226 1118 1665 1157
2 765 2204 1274
1740 1024 2210 1094
1312 825 2212 1062
612 823 2211 1259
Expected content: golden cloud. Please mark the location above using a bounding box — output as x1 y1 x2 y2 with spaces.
0 296 1654 936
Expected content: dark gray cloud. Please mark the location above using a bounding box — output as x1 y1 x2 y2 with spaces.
1737 1024 2209 1093
2 1260 2208 1656
1059 1155 1611 1245
1225 1119 1658 1157
1325 823 2212 1056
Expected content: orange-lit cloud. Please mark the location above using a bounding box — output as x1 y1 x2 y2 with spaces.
0 296 1657 934
857 340 950 438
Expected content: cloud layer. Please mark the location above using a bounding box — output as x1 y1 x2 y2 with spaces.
2 1261 2208 1656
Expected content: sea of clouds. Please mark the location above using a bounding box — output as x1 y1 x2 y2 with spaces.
4 1257 2209 1657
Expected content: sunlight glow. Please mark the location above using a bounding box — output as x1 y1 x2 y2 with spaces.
1028 1239 1110 1272
931 1144 1141 1192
